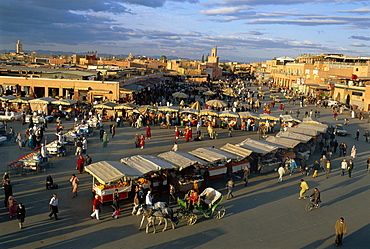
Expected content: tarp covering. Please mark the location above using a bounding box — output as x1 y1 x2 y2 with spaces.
220 143 252 158
301 117 322 124
157 151 209 169
280 115 301 122
259 113 280 120
93 102 118 109
237 138 279 154
85 161 142 184
276 131 313 142
29 97 58 104
297 123 328 133
120 155 176 174
286 127 319 136
188 148 237 163
266 136 301 148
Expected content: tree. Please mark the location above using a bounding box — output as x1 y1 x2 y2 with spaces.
161 55 167 62
201 55 205 63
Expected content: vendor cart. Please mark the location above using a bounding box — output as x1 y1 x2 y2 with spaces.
85 161 142 203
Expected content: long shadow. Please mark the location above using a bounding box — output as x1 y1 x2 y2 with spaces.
322 223 370 249
145 227 224 249
301 235 333 249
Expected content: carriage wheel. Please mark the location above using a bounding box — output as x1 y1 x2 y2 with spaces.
305 203 314 212
213 205 226 219
187 213 197 225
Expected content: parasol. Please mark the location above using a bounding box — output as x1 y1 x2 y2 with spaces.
180 108 200 115
172 92 188 98
239 111 259 119
206 99 227 108
202 90 216 96
157 106 180 112
200 109 219 116
259 113 280 121
219 110 239 118
189 101 201 111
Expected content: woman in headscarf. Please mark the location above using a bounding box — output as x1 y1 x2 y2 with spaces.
350 145 356 159
8 196 17 218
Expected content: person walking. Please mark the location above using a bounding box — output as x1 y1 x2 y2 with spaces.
3 180 12 208
134 134 140 148
333 140 339 154
325 160 331 179
341 159 347 176
350 145 356 159
75 138 83 155
76 154 85 174
145 191 153 206
111 124 116 138
16 202 26 229
298 179 309 199
139 134 145 149
8 196 17 218
335 217 347 246
169 184 176 204
278 165 285 183
48 194 59 220
226 178 234 199
364 131 369 142
99 128 104 141
69 174 79 198
367 156 370 173
102 132 109 147
289 158 297 176
111 189 120 219
312 160 320 178
15 133 23 149
240 166 249 186
146 126 151 139
175 127 180 140
355 129 360 140
91 195 101 220
172 142 178 151
85 154 92 166
348 159 354 178
82 137 87 154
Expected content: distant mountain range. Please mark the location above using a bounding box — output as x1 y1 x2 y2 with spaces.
0 49 264 63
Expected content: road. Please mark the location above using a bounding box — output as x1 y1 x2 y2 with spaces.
1 85 370 249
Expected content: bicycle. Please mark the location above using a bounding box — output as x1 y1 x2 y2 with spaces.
305 196 321 212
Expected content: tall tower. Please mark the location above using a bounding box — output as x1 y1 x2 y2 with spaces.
16 40 22 53
208 46 219 64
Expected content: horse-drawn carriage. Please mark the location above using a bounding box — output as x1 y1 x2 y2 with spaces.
174 187 226 225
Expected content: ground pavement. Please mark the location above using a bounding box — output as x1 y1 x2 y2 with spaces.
1 86 370 249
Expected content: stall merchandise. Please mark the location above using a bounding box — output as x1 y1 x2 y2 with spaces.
85 161 141 203
45 141 67 156
171 171 204 192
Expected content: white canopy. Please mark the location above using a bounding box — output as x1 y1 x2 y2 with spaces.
220 143 252 158
276 131 313 143
266 136 301 148
237 138 279 154
280 114 301 122
120 155 176 174
157 151 209 169
188 147 239 163
85 161 142 184
297 123 328 133
286 127 319 136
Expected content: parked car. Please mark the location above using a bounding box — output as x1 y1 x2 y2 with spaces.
328 100 339 107
334 124 347 136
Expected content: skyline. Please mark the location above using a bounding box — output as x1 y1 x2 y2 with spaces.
1 0 370 62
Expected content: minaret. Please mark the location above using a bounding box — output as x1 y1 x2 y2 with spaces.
208 46 219 64
16 40 23 54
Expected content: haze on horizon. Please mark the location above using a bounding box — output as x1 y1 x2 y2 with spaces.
1 0 369 62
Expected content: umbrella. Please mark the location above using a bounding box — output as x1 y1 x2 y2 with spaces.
180 108 200 115
93 102 118 109
172 92 188 98
219 110 239 118
206 99 227 108
239 111 259 119
202 90 216 96
0 95 18 101
222 88 234 94
157 106 179 112
189 101 201 111
114 103 138 110
259 113 280 121
195 87 207 91
179 100 185 106
200 109 219 116
51 99 77 105
223 92 238 97
140 105 157 111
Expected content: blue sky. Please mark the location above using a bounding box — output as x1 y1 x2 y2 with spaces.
1 0 369 62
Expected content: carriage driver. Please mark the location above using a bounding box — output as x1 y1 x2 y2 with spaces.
199 187 222 210
185 189 198 210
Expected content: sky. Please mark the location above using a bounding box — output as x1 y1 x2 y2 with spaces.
0 0 369 62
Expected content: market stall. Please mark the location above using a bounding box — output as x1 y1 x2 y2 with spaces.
239 112 258 131
188 147 240 178
219 143 252 172
29 97 58 115
85 161 141 203
120 155 176 192
237 138 279 173
285 127 319 137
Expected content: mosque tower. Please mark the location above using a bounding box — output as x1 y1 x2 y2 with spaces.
16 40 23 54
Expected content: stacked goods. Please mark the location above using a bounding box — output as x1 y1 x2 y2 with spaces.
95 182 130 190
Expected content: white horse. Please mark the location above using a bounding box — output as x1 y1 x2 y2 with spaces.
135 203 175 234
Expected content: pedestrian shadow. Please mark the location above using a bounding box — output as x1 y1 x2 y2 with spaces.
301 234 332 249
321 223 370 249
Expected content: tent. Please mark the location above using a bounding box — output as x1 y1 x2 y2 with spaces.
93 102 118 109
120 155 176 174
301 117 322 124
157 151 209 170
276 131 313 143
85 161 142 184
286 127 319 136
266 136 301 148
297 123 328 133
238 111 259 119
29 97 58 104
29 97 58 114
188 147 239 163
200 109 219 116
220 143 252 159
219 110 239 118
51 99 77 105
157 106 180 112
259 113 280 121
180 108 200 115
280 114 301 122
237 138 279 154
0 95 19 102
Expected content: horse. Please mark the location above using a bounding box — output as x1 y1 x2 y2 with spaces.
135 204 175 234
